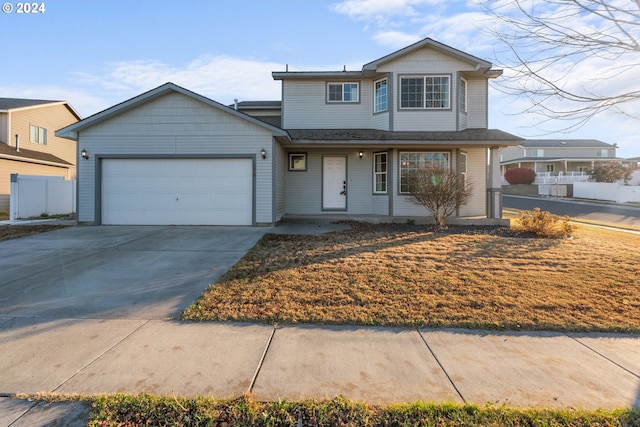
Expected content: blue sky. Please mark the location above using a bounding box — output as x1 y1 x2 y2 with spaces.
2 0 638 157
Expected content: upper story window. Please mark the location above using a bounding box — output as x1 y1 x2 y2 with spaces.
596 149 609 157
400 75 450 109
531 149 544 157
374 79 387 113
460 77 467 113
29 124 47 145
327 82 359 102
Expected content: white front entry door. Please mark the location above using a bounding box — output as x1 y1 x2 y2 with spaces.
322 156 347 210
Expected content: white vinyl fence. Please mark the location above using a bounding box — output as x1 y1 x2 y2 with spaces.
9 174 76 220
573 182 640 203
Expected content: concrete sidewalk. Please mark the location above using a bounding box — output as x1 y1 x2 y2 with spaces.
1 223 639 425
1 319 639 425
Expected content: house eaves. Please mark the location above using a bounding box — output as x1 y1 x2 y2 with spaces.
56 82 289 140
286 128 523 147
0 143 73 168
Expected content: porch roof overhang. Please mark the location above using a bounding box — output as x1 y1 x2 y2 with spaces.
0 143 73 168
285 128 523 147
501 156 627 165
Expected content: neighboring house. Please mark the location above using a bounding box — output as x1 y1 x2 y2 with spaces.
500 139 622 177
0 98 81 210
56 37 522 226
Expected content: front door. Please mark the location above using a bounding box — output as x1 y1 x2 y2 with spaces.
322 156 347 210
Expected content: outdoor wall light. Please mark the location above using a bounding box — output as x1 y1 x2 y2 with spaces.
81 149 89 160
261 148 267 159
359 150 364 159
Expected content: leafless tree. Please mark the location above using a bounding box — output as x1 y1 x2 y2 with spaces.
484 0 640 131
406 165 472 228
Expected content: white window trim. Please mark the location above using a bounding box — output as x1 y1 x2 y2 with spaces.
460 77 467 113
29 124 47 145
399 151 450 194
373 152 387 194
374 78 388 113
399 75 451 110
327 82 360 103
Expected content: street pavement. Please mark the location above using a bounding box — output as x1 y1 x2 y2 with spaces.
504 195 640 228
0 222 639 426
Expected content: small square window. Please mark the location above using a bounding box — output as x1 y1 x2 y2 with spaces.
289 153 307 171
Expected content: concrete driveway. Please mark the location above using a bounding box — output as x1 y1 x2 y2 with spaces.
0 225 269 320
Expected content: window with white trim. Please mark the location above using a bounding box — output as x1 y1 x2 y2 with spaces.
327 82 359 102
531 149 544 157
400 75 450 109
373 152 387 193
374 79 387 113
596 149 609 157
29 124 47 145
546 164 555 172
460 77 467 113
399 152 450 193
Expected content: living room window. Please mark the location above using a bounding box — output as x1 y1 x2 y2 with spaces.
374 78 387 113
399 152 450 193
400 75 450 109
373 152 387 193
327 82 359 102
29 124 47 145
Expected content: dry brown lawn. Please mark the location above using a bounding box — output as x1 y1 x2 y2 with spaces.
182 223 640 332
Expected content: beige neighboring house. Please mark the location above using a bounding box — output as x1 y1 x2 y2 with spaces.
500 139 623 177
0 98 81 210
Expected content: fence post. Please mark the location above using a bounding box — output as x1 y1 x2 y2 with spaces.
9 174 18 221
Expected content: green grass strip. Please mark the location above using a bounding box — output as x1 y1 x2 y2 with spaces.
88 394 640 426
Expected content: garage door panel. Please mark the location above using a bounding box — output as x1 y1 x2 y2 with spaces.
102 159 253 225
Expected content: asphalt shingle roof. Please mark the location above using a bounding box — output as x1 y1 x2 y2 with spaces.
522 139 614 148
0 142 72 166
288 128 523 142
0 98 60 110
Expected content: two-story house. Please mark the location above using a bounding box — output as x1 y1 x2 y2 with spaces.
0 98 80 211
500 139 622 177
57 37 522 226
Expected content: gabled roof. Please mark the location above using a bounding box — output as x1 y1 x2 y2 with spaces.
363 37 492 71
56 82 289 140
0 98 81 119
522 139 615 148
0 142 73 167
273 37 500 80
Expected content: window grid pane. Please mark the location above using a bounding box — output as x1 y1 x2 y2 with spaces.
400 78 423 108
400 152 450 193
374 79 387 112
344 83 358 102
328 84 342 101
374 153 387 193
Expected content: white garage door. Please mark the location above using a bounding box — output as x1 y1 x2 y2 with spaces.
102 158 253 225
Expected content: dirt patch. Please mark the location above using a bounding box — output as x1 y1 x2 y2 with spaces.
0 224 71 241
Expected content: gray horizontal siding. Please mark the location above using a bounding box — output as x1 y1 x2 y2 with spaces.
77 92 275 224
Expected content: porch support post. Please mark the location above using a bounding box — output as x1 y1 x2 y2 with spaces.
487 146 502 219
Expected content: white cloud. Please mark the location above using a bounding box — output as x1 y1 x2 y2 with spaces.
0 85 109 119
74 55 286 113
372 31 422 48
